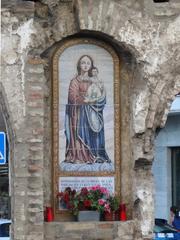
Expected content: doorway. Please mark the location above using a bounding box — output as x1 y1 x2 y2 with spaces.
172 147 180 207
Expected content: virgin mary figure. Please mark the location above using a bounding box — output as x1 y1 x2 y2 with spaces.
64 55 110 164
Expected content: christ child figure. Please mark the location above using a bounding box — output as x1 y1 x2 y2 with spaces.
84 67 105 102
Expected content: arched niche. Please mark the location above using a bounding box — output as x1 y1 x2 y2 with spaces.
41 33 138 220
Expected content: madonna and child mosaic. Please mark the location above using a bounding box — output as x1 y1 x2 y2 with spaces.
59 44 114 172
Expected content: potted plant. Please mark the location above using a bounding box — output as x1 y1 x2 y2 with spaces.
57 185 120 221
57 187 76 210
102 195 119 221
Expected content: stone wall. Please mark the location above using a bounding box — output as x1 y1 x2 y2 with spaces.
1 0 180 239
44 221 138 240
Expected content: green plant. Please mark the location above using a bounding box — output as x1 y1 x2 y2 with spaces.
57 185 120 216
107 195 119 212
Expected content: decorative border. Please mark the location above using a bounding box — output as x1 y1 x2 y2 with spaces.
52 38 121 220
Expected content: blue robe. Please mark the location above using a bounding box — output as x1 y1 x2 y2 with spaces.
78 96 110 162
64 77 110 163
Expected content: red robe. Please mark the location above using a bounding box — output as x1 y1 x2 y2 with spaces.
65 76 95 163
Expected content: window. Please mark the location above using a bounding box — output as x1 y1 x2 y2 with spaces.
0 222 10 237
172 147 180 207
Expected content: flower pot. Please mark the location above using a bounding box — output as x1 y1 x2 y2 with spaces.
77 210 100 222
115 210 119 221
104 211 115 221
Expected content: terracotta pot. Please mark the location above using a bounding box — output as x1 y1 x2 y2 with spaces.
104 211 115 221
115 210 119 221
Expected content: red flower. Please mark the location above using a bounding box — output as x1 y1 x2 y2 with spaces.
81 187 88 195
83 200 91 208
66 202 74 209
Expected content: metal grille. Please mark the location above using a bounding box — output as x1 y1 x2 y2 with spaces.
0 164 8 177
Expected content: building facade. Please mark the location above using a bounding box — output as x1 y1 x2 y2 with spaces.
1 0 180 239
153 95 180 221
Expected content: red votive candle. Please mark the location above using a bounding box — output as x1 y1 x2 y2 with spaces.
46 207 54 222
119 203 127 221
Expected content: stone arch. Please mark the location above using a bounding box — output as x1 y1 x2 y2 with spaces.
31 0 145 58
29 0 143 209
31 0 180 138
37 31 154 237
39 32 138 217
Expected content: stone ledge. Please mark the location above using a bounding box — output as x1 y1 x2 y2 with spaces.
44 220 136 240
